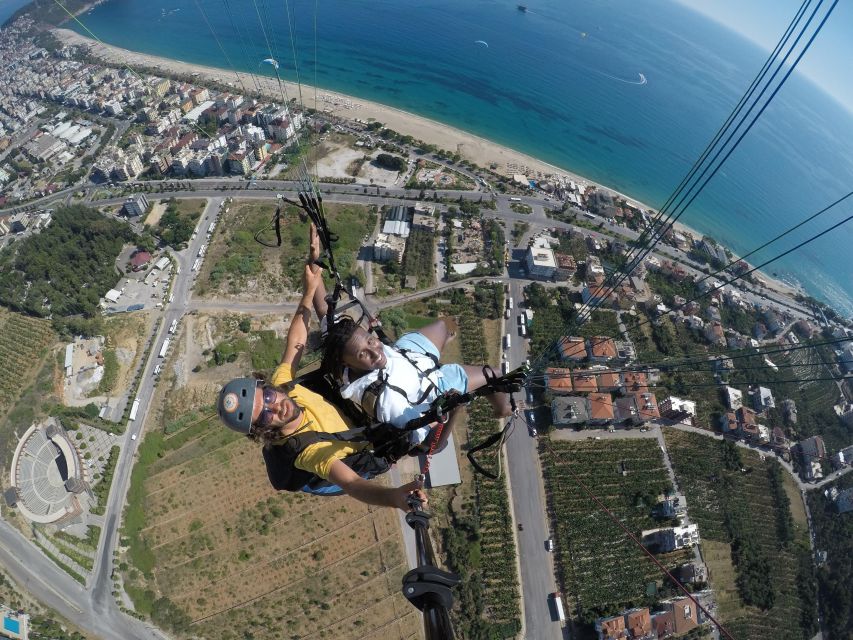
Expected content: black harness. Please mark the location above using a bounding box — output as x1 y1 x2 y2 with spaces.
262 430 392 493
357 347 443 422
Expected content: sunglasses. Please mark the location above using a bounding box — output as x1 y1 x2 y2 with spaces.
253 385 281 429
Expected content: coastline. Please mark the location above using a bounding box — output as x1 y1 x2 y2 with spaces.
52 27 801 299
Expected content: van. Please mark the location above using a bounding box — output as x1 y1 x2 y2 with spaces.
545 539 554 552
131 433 137 441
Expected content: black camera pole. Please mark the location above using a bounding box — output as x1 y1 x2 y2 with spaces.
402 497 459 640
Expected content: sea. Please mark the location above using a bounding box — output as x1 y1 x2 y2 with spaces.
62 0 853 316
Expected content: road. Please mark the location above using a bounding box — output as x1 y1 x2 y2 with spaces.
502 256 564 639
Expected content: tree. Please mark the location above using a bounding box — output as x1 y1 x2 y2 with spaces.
375 153 406 172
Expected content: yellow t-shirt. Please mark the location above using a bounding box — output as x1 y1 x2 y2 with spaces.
271 362 361 480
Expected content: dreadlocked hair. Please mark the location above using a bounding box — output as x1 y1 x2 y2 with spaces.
321 316 359 382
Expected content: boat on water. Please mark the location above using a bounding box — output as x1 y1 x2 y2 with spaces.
517 5 528 12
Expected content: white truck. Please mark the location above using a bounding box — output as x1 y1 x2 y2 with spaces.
128 398 141 422
551 592 566 623
158 338 170 358
169 319 178 334
192 258 201 272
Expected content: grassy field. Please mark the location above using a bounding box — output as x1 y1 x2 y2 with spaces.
120 420 419 640
542 439 690 627
197 200 376 301
664 429 817 640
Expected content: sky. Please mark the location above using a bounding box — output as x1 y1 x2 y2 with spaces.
677 0 853 111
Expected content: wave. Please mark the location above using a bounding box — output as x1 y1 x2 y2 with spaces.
597 71 647 85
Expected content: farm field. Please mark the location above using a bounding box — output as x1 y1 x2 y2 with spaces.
807 473 853 639
541 439 687 626
196 199 376 302
0 310 56 471
121 421 419 640
664 429 817 640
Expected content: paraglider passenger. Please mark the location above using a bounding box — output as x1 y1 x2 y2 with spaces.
217 240 425 511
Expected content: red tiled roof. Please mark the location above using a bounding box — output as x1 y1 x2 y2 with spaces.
129 251 152 268
634 392 659 418
670 598 699 634
546 368 573 394
589 336 617 359
588 393 614 421
622 372 649 394
571 372 599 393
598 616 626 639
736 407 757 426
559 337 587 360
626 609 652 636
597 371 622 390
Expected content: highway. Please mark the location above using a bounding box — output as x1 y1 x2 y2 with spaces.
502 249 566 639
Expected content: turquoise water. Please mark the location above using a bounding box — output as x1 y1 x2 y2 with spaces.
0 0 36 24
69 0 853 315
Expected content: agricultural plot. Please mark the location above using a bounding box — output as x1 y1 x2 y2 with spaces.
664 430 817 640
541 440 685 624
807 474 853 639
0 311 55 416
121 421 418 640
442 310 520 639
197 200 376 302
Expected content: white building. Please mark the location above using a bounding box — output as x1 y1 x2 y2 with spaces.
525 240 557 280
659 396 696 425
753 386 775 412
123 193 149 217
723 386 743 410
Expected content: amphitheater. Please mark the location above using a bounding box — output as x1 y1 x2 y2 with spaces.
8 420 86 524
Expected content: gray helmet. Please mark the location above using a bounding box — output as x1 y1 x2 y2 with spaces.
218 377 258 434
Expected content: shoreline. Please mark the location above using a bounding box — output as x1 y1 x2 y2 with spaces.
52 27 802 299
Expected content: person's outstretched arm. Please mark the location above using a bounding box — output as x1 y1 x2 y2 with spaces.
281 264 323 369
308 223 329 321
328 459 427 511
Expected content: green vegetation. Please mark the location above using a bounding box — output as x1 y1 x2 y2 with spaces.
0 205 135 317
443 310 520 638
400 226 435 288
208 328 284 374
543 440 680 625
206 201 375 294
0 311 55 417
374 153 406 172
96 349 119 394
511 221 529 244
34 542 85 585
90 446 120 516
665 430 817 639
509 202 532 215
808 474 853 639
154 198 205 248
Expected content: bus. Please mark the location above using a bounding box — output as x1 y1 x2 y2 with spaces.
169 319 178 334
192 258 201 272
509 197 522 202
128 398 141 422
519 324 527 338
208 222 215 234
507 297 514 310
158 338 170 358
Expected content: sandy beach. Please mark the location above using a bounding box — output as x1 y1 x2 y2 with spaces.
52 28 801 298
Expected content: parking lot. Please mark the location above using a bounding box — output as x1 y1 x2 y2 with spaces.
104 254 172 313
